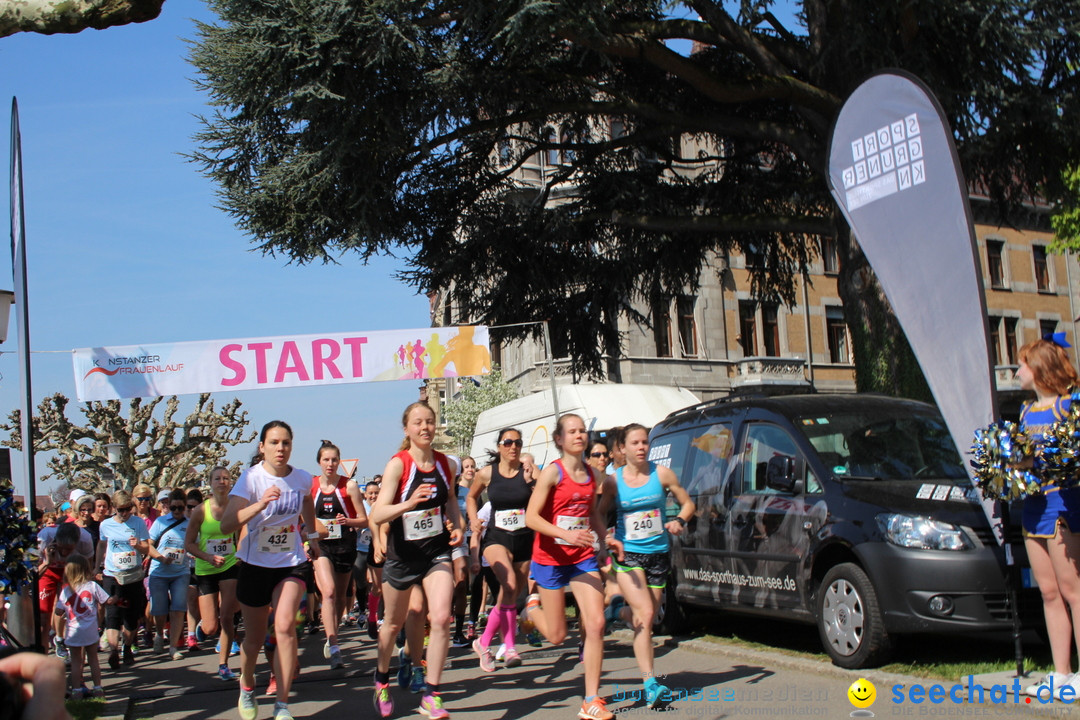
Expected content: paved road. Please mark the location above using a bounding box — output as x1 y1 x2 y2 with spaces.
95 624 1075 719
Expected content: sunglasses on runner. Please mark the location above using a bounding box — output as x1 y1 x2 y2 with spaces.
499 439 523 448
136 496 152 502
170 504 186 511
116 505 133 513
589 451 609 458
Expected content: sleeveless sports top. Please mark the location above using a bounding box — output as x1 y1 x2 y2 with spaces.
387 450 453 563
313 476 358 548
614 463 668 554
532 460 596 566
196 498 238 576
487 463 532 535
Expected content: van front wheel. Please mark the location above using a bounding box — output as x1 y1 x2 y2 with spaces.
816 563 892 668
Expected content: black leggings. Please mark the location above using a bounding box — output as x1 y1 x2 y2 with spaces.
469 566 500 623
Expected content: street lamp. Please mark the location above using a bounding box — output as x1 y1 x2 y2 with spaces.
105 442 123 491
0 289 13 344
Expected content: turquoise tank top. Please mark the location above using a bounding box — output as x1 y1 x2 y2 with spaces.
614 462 668 554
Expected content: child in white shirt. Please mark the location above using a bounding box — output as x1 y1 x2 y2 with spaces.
55 554 118 699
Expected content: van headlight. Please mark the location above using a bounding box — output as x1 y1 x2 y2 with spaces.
876 513 973 551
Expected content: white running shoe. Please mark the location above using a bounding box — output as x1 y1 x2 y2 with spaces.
1024 672 1072 699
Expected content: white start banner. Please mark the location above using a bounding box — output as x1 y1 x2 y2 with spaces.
73 325 490 401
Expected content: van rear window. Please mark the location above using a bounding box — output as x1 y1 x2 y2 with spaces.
795 408 966 481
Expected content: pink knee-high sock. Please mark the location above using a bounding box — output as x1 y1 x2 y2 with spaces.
367 594 379 621
480 604 504 648
500 604 518 651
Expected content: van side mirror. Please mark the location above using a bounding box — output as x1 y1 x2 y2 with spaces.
765 455 796 493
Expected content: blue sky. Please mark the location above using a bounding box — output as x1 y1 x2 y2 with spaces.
0 2 431 493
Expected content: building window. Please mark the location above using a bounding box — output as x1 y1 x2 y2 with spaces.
1041 319 1059 342
543 127 559 167
762 304 780 357
653 303 672 358
1033 245 1051 292
441 299 452 327
989 316 1019 365
550 327 570 360
989 318 1002 366
820 237 838 275
986 240 1006 288
562 127 578 164
677 295 698 357
1004 317 1018 363
739 301 758 357
744 242 764 270
826 307 849 364
497 136 513 167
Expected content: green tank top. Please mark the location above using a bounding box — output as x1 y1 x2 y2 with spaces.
196 498 238 576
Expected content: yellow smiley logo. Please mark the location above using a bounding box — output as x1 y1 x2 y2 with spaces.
848 678 876 709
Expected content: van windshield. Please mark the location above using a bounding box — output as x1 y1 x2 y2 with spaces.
793 407 967 481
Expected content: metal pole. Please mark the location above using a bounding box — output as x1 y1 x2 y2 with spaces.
10 97 40 648
801 271 815 388
542 320 560 419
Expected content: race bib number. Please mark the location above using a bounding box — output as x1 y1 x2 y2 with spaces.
114 550 137 570
358 528 372 548
555 515 589 546
207 538 234 557
163 547 186 564
625 509 662 541
324 518 343 540
494 509 525 532
258 524 296 554
403 508 442 541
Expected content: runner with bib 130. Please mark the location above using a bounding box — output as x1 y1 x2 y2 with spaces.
184 466 241 681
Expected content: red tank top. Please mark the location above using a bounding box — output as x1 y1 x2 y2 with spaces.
532 459 597 566
310 475 357 518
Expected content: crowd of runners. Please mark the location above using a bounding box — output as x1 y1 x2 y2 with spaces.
20 403 696 720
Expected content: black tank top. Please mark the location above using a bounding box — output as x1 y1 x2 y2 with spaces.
316 486 357 548
388 464 451 562
487 463 532 535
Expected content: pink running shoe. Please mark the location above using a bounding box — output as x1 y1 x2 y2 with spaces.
373 681 394 718
419 692 449 719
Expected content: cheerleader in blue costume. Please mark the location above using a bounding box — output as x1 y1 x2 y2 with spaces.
1019 335 1080 699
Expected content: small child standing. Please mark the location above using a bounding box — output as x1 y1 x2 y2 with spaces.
55 554 117 699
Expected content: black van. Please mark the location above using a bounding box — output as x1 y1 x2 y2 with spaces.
649 393 1029 669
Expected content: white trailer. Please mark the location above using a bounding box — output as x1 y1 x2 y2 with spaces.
469 384 700 468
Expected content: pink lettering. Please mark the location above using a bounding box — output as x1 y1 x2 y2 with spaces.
219 344 246 386
247 342 274 384
312 339 343 381
343 337 368 378
274 341 311 383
